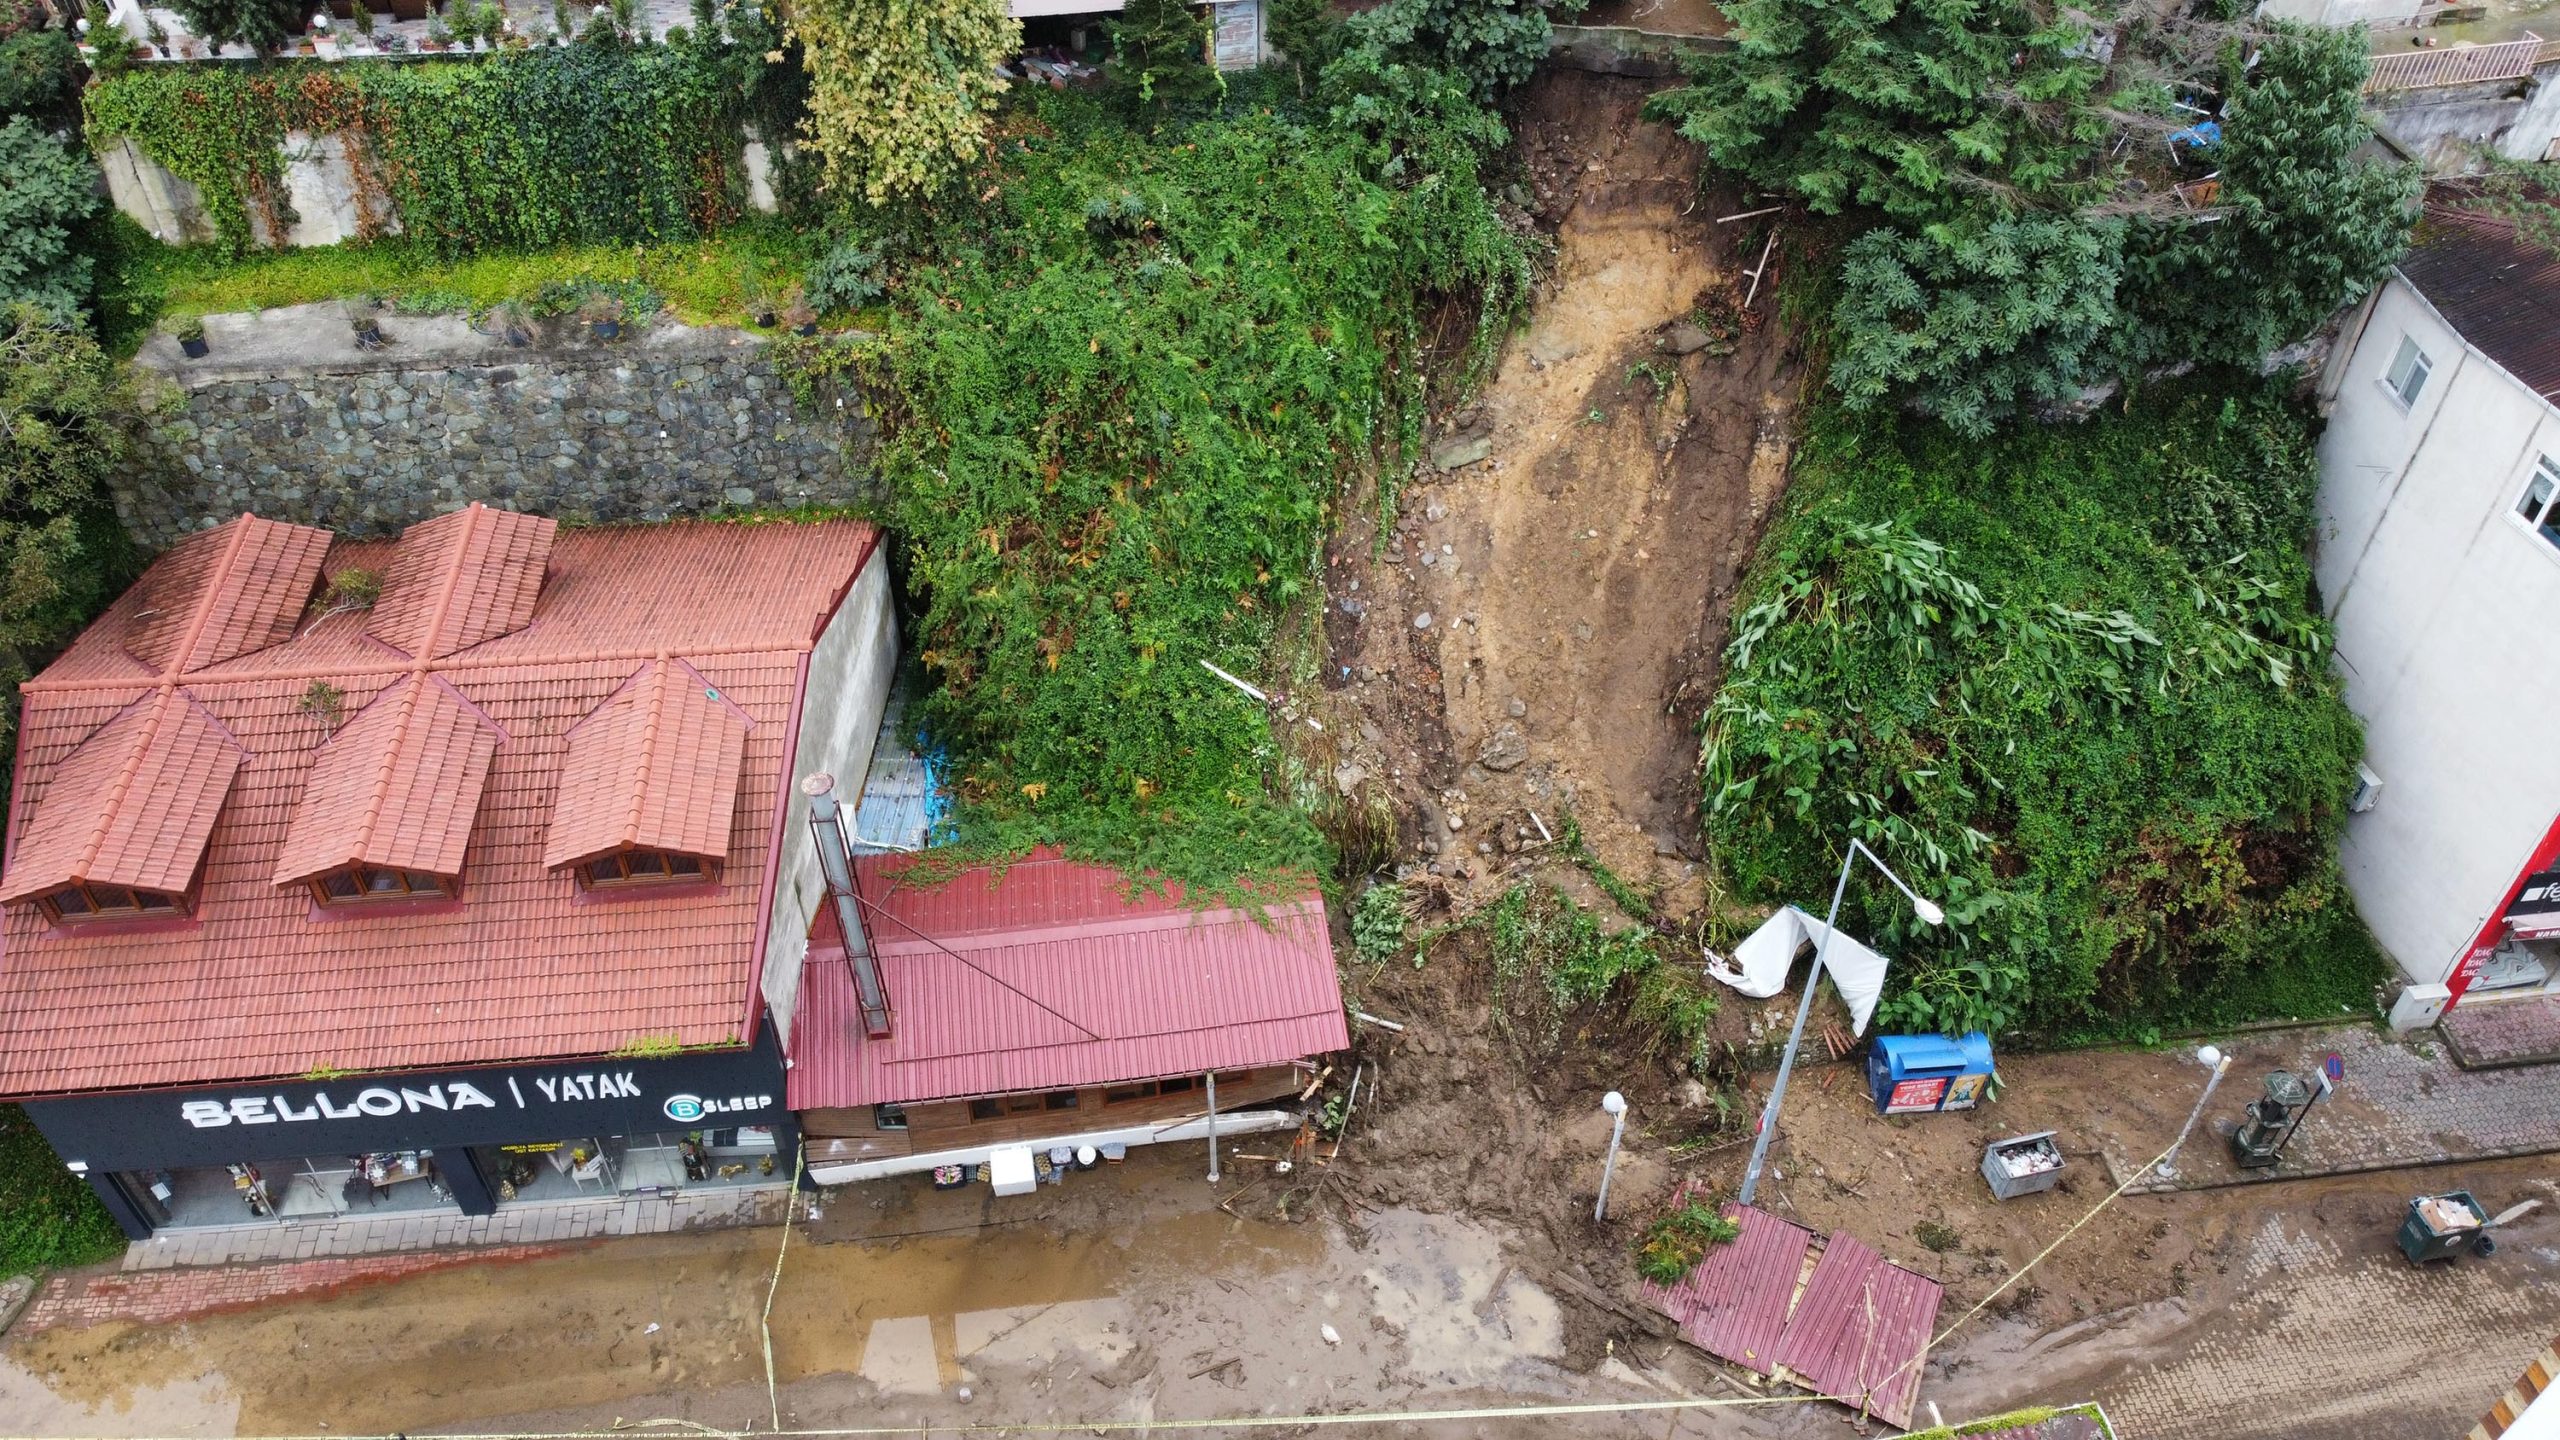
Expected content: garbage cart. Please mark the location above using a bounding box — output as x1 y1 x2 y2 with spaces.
2398 1191 2491 1264
1981 1131 2066 1201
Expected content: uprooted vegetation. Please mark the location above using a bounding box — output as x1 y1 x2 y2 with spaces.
1699 384 2384 1040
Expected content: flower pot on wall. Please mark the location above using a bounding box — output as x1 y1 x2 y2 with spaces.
180 335 209 359
591 319 620 341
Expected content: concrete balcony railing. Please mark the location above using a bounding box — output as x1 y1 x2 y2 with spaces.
2364 32 2548 92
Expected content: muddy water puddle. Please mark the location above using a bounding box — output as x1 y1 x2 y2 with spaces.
3 1196 1578 1437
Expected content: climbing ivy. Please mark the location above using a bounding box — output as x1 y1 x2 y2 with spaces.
84 41 790 253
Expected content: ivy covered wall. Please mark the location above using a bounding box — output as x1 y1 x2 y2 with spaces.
84 43 804 252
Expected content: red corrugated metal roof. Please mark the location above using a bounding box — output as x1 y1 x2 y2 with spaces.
1638 1202 1813 1375
1770 1232 1943 1430
2401 204 2560 402
0 512 881 1096
787 851 1347 1108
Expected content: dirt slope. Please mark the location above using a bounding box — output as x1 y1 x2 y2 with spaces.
1318 70 1800 914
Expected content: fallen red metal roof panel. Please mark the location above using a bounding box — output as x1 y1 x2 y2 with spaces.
787 851 1347 1107
1770 1232 1943 1430
1638 1202 1812 1375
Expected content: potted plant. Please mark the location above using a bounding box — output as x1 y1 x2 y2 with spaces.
177 318 209 359
349 3 375 48
751 292 777 329
580 293 625 342
350 310 385 349
145 15 168 56
422 11 447 47
781 286 816 337
489 301 534 346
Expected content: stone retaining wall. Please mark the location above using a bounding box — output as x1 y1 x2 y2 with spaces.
125 304 871 548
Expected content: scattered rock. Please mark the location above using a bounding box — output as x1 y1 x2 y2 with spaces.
1420 551 1438 567
1663 321 1715 356
1430 434 1494 471
1333 762 1368 797
1414 612 1434 630
1507 697 1528 719
1678 1078 1710 1110
1424 500 1448 521
1477 723 1530 773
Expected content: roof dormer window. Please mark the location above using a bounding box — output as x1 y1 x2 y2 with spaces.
41 882 186 924
310 866 455 906
580 849 711 889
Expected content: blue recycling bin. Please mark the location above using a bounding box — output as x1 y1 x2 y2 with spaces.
1868 1032 1995 1115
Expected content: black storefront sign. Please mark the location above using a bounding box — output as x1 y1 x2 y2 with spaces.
25 1023 793 1234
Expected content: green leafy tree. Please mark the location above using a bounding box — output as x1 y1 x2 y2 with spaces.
1105 0 1219 109
1644 0 2120 223
164 0 303 54
1830 216 2124 438
0 117 100 325
0 27 76 118
789 0 1017 205
1329 0 1550 103
0 306 142 782
2119 28 2420 369
1647 0 2414 427
1263 0 1341 92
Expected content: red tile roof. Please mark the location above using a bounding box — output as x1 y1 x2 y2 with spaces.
542 657 751 870
367 505 557 660
786 851 1346 1109
271 675 503 885
0 692 245 903
0 509 881 1097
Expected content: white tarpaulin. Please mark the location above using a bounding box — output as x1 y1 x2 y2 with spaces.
1703 905 1894 1037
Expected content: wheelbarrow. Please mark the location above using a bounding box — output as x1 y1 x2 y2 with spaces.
2398 1192 2541 1264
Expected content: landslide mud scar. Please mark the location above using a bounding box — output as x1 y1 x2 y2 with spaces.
1320 69 1802 913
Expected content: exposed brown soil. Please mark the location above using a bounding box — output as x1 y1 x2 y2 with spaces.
1313 69 1800 919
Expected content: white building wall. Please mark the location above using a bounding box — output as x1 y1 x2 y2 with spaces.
759 552 898 1046
2316 276 2560 983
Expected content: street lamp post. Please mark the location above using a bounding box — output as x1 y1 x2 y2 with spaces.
1737 837 1942 1208
2156 1044 2230 1183
1595 1091 1629 1221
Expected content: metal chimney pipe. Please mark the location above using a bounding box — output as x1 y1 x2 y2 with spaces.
803 773 891 1039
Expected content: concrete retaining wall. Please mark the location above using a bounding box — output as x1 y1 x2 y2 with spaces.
125 303 872 548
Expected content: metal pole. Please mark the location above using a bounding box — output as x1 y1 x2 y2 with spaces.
2157 1054 2231 1182
2272 1071 2328 1157
1595 1092 1628 1221
1204 1071 1219 1183
1738 842 1857 1207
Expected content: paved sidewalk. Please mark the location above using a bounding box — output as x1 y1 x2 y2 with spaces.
124 1180 789 1270
2443 993 2560 1069
19 1245 566 1332
2092 1023 2560 1193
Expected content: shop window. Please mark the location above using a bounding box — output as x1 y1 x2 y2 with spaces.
2517 456 2560 553
2383 335 2432 407
1044 1091 1079 1111
39 881 185 924
311 865 452 906
873 1104 909 1131
580 849 712 889
969 1098 1003 1121
1101 1075 1242 1106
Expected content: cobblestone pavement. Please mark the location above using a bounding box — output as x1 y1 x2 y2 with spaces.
122 1181 788 1270
2096 1178 2560 1439
18 1245 567 1332
2443 993 2560 1069
2088 1022 2560 1193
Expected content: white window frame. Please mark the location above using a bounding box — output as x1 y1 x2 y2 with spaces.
2516 454 2560 554
2380 334 2432 409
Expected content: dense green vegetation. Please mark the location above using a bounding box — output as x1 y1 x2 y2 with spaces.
1648 3 2418 434
849 81 1531 885
0 1103 124 1276
1701 386 2382 1038
84 29 797 254
789 0 1015 205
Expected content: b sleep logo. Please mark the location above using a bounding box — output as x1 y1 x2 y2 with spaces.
663 1094 708 1122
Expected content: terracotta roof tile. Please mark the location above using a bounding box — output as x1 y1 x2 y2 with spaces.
543 658 751 870
0 692 245 902
367 505 558 660
123 516 333 674
0 516 882 1096
271 675 502 884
